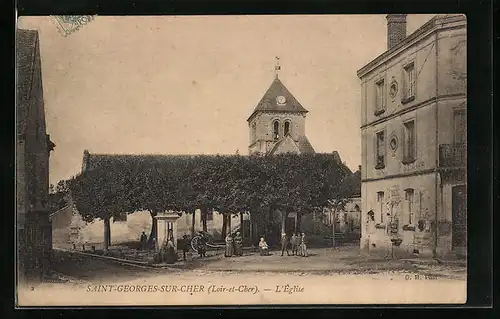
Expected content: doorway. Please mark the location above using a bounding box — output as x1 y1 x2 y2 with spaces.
451 185 467 249
285 217 296 236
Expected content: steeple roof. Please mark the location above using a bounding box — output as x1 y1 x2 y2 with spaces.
247 77 309 122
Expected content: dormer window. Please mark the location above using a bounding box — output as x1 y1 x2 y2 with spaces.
273 121 280 140
284 121 291 136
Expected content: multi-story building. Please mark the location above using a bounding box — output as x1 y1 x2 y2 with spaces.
357 15 467 258
17 29 56 279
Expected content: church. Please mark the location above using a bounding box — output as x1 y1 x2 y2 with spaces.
52 59 359 249
247 71 315 156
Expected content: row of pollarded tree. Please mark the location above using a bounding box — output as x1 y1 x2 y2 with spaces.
64 153 355 250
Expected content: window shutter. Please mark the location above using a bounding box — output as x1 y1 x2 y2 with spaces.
401 126 406 160
411 67 416 97
373 133 377 167
415 191 421 223
380 82 385 109
412 121 417 160
403 199 410 224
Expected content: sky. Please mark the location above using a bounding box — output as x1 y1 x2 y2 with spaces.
18 14 436 185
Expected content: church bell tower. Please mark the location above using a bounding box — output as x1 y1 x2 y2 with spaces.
247 58 315 156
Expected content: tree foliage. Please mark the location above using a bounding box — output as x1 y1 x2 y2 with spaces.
66 153 355 242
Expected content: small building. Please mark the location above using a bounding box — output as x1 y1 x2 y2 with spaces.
357 15 467 258
16 29 56 279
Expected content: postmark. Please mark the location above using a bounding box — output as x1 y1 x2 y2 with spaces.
52 15 96 37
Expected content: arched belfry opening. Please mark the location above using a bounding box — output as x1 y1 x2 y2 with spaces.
273 121 280 140
284 121 291 136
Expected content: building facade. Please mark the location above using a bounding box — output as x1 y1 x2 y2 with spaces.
16 29 56 279
357 15 467 258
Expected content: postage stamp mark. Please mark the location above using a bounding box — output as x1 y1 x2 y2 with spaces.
52 15 96 37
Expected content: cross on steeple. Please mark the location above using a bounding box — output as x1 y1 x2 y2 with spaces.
274 56 281 78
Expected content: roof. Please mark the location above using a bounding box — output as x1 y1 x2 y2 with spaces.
49 204 72 218
340 169 361 198
266 134 315 156
247 77 309 122
296 136 315 154
16 29 39 136
357 14 466 78
82 150 204 173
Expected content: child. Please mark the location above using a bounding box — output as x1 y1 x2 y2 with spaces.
300 232 308 257
259 237 269 256
225 234 234 257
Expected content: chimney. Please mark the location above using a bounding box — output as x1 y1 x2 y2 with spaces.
386 14 407 50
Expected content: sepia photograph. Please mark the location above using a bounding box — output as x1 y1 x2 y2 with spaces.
16 13 467 306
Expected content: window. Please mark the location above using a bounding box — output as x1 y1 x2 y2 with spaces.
404 188 415 225
453 110 466 144
377 191 385 223
403 62 416 102
375 131 386 169
402 120 416 163
273 121 280 140
251 122 257 142
284 121 291 136
375 78 386 115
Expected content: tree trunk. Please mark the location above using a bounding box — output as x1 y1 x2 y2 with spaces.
221 213 228 240
240 212 244 238
202 208 208 232
147 212 158 248
296 213 302 233
103 216 111 251
227 214 232 235
332 208 337 247
191 209 196 237
281 210 288 235
249 212 254 244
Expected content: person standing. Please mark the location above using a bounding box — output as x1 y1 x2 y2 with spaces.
300 232 308 257
140 231 147 251
234 232 243 256
259 237 269 256
181 234 190 261
197 233 207 257
291 233 298 256
280 232 290 256
151 237 157 251
225 234 234 257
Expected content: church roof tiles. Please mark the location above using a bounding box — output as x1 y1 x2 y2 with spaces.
247 77 309 122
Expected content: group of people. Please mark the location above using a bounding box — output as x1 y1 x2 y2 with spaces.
281 232 308 257
225 231 243 257
257 232 308 257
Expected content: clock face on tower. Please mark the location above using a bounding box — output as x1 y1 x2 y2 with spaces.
276 96 286 105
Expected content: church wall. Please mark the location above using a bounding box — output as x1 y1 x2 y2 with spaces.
272 137 300 155
251 112 305 143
